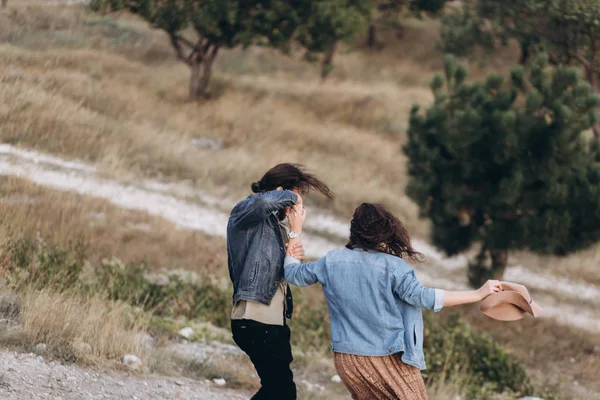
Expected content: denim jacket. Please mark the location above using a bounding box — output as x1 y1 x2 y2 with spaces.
227 190 299 307
284 248 444 370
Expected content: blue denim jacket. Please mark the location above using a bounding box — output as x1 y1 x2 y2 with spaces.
284 248 444 370
227 190 298 306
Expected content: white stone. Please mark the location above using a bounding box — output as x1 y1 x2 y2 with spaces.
331 375 342 383
191 138 223 151
178 327 194 339
212 378 226 386
517 397 544 400
34 343 47 354
122 354 143 371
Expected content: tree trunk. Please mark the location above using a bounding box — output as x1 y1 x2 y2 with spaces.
519 39 530 65
589 70 600 139
367 24 377 48
188 47 219 101
321 41 337 81
468 246 508 288
490 249 508 280
1 0 7 9
189 62 203 101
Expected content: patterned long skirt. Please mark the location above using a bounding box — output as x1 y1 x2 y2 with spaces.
333 352 429 400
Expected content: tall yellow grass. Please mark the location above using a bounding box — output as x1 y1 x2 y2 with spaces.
0 288 150 367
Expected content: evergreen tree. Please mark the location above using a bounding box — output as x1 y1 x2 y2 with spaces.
404 54 600 286
296 0 371 79
368 0 448 48
439 0 545 65
91 0 300 100
439 0 600 136
544 0 600 137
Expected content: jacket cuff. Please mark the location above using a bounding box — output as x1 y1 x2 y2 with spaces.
284 255 301 267
433 289 445 312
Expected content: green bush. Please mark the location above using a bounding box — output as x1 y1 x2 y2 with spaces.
96 260 231 327
3 235 85 292
1 233 546 398
424 312 530 398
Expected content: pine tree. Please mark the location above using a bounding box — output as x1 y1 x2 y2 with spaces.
404 54 600 286
368 0 448 48
439 0 600 136
295 0 371 79
544 0 600 137
438 0 545 65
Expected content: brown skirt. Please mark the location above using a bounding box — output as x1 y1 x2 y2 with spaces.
333 352 429 400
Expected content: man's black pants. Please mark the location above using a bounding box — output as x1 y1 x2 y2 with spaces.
231 319 296 400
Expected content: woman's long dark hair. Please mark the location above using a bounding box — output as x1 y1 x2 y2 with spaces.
251 163 334 199
346 203 423 262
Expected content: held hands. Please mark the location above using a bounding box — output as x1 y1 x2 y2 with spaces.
286 242 305 260
477 280 503 301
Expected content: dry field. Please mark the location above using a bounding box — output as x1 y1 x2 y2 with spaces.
1 2 599 399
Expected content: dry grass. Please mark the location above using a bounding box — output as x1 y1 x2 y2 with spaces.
0 5 518 237
1 4 599 399
0 288 150 367
0 176 227 274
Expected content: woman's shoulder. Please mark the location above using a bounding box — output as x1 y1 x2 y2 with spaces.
325 249 413 271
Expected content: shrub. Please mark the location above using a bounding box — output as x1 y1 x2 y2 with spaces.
2 235 85 292
424 312 530 398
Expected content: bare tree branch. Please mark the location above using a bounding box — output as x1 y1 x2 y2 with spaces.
169 33 193 66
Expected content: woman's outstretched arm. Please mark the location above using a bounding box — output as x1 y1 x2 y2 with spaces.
394 269 502 312
443 280 503 307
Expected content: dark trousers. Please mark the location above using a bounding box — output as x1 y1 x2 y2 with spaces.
231 319 296 400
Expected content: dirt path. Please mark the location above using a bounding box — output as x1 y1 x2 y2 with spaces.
0 144 599 333
0 351 248 400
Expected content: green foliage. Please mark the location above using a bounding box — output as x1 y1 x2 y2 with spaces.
404 55 600 282
375 0 447 16
96 260 231 327
90 0 301 98
424 312 531 398
438 1 494 58
1 233 544 397
296 0 371 53
3 235 86 292
295 0 371 78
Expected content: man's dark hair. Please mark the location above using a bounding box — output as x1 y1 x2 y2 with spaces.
251 163 334 199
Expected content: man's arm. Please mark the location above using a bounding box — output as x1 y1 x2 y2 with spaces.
229 190 298 230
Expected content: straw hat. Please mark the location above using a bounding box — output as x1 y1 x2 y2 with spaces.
480 281 542 321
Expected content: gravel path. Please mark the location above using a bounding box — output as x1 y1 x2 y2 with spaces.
0 351 248 400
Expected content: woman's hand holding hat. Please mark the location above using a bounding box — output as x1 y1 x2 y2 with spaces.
476 280 503 301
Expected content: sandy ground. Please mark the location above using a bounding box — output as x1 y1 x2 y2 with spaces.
0 350 248 400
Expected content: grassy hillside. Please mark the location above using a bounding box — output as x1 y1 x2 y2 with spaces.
1 3 599 399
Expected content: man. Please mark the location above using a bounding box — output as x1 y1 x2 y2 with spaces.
227 163 333 400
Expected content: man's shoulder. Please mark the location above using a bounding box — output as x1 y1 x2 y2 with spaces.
230 195 254 213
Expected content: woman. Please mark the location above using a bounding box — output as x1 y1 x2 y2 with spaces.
284 203 502 400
